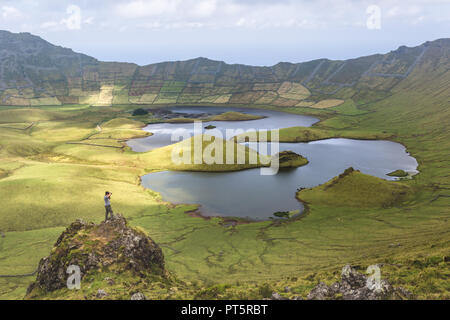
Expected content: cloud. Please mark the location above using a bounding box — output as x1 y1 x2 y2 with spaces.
387 5 422 17
2 6 22 19
116 0 179 18
116 0 216 20
39 5 85 31
189 0 217 18
60 4 82 30
0 0 447 67
113 0 334 30
40 21 59 29
4 0 447 34
84 17 94 25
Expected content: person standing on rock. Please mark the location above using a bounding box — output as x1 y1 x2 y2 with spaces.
104 191 114 221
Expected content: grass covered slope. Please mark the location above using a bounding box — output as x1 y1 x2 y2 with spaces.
146 135 270 172
100 118 146 129
297 168 413 208
235 126 392 143
277 151 309 168
91 118 152 140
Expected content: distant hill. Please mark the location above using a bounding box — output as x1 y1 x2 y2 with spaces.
0 30 448 107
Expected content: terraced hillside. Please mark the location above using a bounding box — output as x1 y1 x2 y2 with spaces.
0 30 447 109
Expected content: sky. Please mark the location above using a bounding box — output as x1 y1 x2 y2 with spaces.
0 0 449 66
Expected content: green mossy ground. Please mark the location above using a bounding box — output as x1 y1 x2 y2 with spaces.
144 135 270 172
297 168 413 208
235 126 392 143
277 151 309 168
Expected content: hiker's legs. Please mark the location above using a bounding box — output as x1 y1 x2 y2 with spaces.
105 205 114 221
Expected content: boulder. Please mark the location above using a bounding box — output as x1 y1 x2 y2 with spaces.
306 265 413 300
271 292 289 300
130 292 147 300
27 214 165 295
96 289 108 298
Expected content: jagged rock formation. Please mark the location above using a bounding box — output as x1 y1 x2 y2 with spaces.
26 215 165 295
306 265 412 300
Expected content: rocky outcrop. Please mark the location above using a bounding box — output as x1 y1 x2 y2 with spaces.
267 265 413 300
26 215 165 295
306 265 413 300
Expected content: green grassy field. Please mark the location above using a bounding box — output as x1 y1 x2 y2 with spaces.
297 168 414 208
0 90 449 299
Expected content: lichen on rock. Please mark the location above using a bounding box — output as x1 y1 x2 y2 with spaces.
26 214 165 297
306 265 413 300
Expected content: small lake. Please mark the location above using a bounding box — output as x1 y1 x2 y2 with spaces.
129 107 419 220
127 106 319 151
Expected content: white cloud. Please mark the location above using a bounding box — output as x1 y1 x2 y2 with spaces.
189 0 217 18
60 4 82 30
84 17 94 25
21 0 443 34
225 1 327 30
2 6 22 19
116 0 179 18
139 20 206 30
139 21 162 29
387 5 422 17
40 21 59 29
39 5 86 31
114 0 327 30
387 6 401 17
